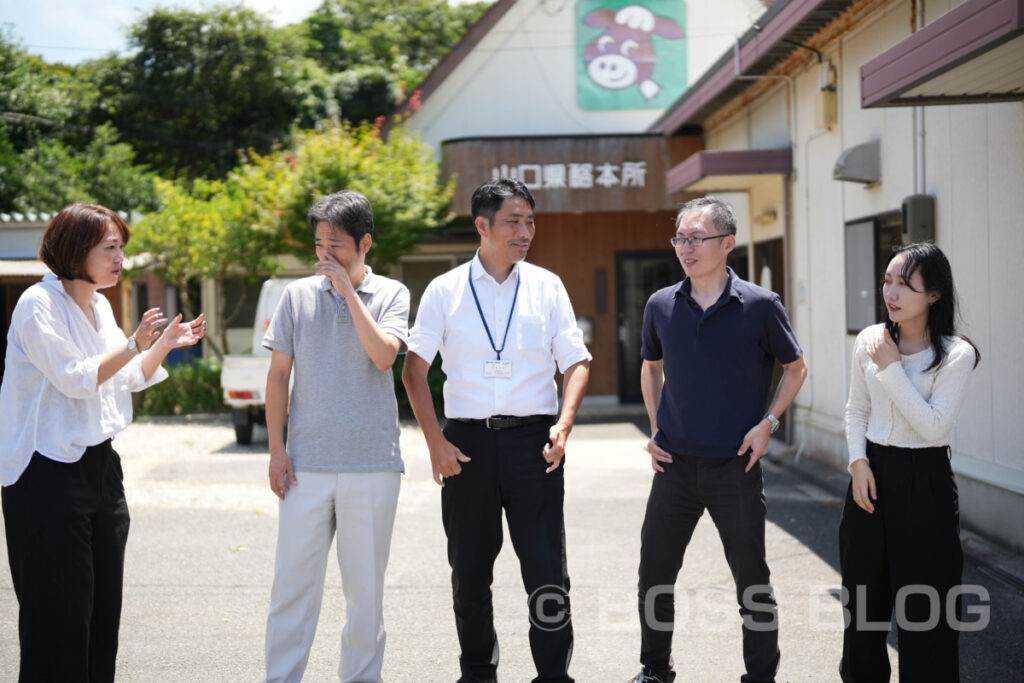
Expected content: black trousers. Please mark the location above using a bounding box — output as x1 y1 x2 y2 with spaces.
637 453 780 683
441 418 573 683
2 441 131 683
839 441 963 683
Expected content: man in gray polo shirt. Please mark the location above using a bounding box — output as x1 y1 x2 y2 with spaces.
262 191 410 683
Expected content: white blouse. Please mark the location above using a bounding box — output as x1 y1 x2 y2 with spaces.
844 323 975 467
0 274 167 486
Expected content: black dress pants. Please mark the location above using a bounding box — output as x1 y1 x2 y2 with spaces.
839 441 963 683
441 418 574 683
2 441 131 683
637 453 780 683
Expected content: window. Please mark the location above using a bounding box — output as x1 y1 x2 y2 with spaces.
845 212 901 333
222 277 264 329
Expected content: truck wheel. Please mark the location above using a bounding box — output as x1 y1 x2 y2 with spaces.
233 408 254 445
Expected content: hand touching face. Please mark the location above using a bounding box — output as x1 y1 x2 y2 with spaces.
314 222 370 295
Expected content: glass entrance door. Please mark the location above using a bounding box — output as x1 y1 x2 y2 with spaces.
616 251 681 403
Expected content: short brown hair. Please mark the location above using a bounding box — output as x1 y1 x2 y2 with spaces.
39 203 131 283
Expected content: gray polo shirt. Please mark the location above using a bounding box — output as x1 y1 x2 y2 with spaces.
262 269 409 473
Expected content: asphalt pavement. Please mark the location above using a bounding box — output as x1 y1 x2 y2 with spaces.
1 416 1021 682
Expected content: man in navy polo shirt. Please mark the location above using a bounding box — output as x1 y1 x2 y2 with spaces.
629 197 807 683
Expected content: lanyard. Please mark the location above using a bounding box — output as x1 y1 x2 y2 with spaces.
468 264 520 360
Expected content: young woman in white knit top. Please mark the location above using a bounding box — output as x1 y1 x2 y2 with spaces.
839 243 980 683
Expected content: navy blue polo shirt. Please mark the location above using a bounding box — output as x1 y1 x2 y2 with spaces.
641 268 802 458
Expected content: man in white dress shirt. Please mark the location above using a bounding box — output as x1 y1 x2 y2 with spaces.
402 178 591 683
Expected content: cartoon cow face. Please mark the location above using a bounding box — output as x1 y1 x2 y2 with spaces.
582 5 684 100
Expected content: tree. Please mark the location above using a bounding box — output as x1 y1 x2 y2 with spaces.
128 120 451 357
279 120 454 267
303 0 489 115
128 167 288 356
93 5 319 179
0 28 103 209
13 123 157 212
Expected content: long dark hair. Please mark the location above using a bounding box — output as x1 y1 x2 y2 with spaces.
885 242 980 371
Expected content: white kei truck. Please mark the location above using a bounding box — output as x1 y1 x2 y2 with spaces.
219 278 296 444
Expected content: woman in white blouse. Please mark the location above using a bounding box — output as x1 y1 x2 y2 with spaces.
839 243 980 683
0 203 205 683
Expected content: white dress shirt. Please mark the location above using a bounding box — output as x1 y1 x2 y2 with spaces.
0 274 167 486
845 323 975 467
408 252 591 419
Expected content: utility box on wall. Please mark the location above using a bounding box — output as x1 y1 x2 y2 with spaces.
901 194 935 244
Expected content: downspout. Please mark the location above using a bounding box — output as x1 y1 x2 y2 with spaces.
734 37 800 446
913 0 926 195
734 38 798 146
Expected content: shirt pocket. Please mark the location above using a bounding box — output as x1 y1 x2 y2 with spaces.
517 315 547 352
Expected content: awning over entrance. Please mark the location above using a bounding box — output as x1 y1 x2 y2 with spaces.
0 260 49 278
666 149 793 194
861 0 1024 108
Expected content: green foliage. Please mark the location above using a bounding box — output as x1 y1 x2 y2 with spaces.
128 165 288 355
280 120 454 266
128 119 451 356
13 123 157 212
0 29 107 210
138 357 226 416
304 0 489 101
0 29 80 138
93 4 318 178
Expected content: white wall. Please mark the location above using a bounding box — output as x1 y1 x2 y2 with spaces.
699 0 1024 511
409 0 765 154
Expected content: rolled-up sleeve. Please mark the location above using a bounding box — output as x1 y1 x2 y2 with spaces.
549 281 591 373
407 280 444 363
119 354 168 392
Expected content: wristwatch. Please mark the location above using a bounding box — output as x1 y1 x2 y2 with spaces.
127 336 142 355
763 413 780 434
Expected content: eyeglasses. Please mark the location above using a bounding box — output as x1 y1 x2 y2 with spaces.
670 233 730 248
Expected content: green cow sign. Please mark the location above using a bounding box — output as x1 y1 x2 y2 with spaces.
577 0 688 110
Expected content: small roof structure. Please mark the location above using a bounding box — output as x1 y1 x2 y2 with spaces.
666 148 793 193
860 0 1024 108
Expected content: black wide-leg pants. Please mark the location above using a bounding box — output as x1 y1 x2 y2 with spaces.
2 440 130 683
441 418 574 683
839 441 963 683
637 453 780 683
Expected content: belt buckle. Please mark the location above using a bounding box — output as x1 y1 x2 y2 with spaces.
485 416 500 429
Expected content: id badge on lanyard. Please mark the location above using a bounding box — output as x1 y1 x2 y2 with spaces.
484 359 512 378
469 264 519 380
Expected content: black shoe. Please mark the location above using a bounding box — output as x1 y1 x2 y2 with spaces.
628 668 675 683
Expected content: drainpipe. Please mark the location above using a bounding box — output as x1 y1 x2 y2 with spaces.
734 38 798 147
734 37 800 447
913 1 926 195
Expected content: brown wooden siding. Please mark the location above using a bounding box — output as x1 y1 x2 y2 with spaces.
526 210 680 397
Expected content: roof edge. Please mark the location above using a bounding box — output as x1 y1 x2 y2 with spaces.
860 0 1024 108
387 0 518 124
649 0 850 135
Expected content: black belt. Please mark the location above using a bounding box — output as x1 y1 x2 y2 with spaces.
448 415 553 430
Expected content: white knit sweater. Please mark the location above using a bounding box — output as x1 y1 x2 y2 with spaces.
844 324 976 467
